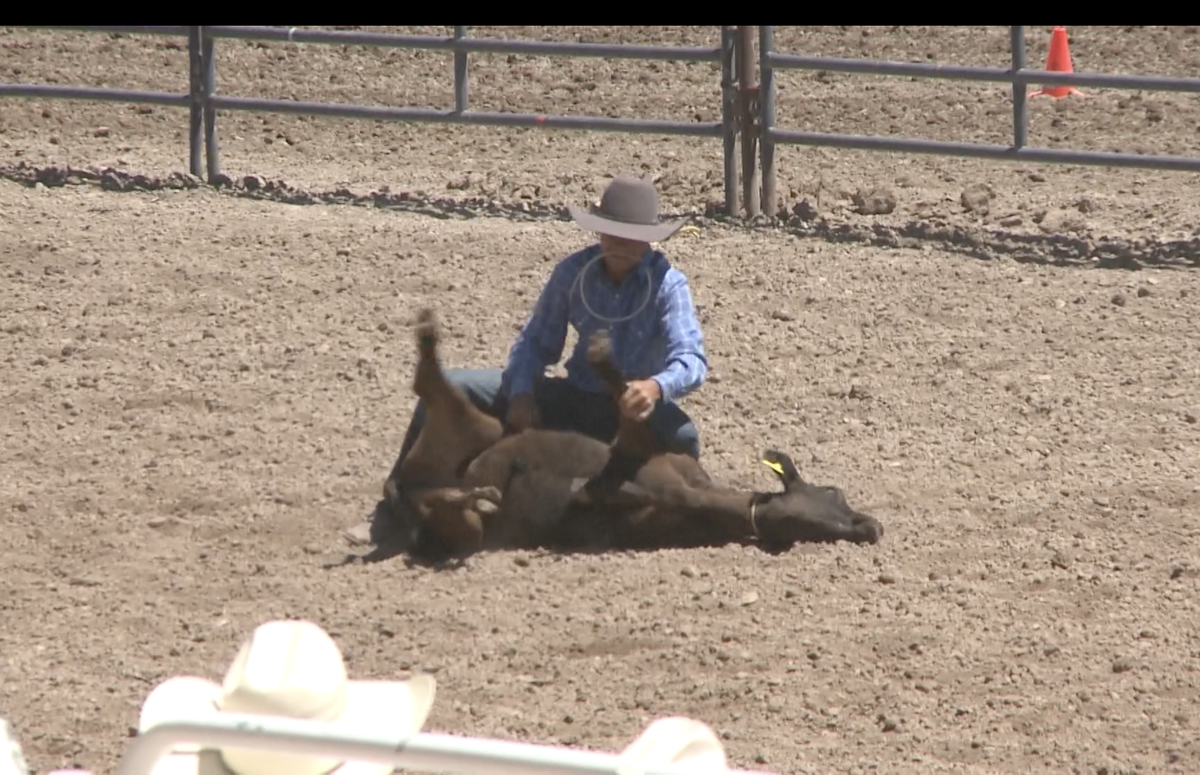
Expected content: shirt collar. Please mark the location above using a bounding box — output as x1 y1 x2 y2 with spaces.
587 245 657 289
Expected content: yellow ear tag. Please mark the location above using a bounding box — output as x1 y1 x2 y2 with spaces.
762 459 785 476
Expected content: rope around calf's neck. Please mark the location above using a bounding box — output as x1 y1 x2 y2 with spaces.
749 501 760 538
571 251 654 325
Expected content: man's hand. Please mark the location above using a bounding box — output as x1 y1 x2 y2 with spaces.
506 392 540 432
620 379 662 422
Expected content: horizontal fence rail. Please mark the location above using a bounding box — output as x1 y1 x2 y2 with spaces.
2 26 1200 220
0 84 189 107
206 25 725 61
763 50 1200 91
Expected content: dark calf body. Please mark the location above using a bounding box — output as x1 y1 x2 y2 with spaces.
371 309 505 553
378 309 884 562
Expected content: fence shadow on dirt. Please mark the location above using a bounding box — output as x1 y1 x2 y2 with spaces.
3 161 1198 274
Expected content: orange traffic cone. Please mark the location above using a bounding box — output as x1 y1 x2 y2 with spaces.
1031 27 1084 98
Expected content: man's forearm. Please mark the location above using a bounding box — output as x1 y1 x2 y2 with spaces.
652 352 708 404
652 271 709 404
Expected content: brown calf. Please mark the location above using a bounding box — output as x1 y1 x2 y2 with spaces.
367 309 505 553
382 309 884 561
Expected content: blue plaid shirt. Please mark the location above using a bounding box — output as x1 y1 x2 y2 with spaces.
501 244 708 404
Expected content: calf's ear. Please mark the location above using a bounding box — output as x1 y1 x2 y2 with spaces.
760 449 805 491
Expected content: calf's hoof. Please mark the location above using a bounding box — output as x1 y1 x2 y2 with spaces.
343 521 374 547
852 514 884 544
469 485 503 512
567 477 594 506
415 308 439 353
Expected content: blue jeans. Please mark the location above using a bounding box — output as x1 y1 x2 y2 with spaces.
385 368 701 483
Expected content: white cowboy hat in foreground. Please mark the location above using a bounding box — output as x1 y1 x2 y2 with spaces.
136 619 435 775
617 716 730 774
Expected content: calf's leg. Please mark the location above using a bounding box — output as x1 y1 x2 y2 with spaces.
355 311 504 548
394 311 504 485
385 366 506 484
585 329 662 458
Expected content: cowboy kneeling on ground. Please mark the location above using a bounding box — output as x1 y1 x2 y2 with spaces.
354 174 711 547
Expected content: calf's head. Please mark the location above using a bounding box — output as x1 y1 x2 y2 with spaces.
409 485 504 560
750 449 883 546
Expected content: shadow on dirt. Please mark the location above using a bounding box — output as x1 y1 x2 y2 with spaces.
323 533 807 574
4 161 1199 273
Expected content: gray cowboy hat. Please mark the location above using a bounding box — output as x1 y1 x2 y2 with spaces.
568 175 684 243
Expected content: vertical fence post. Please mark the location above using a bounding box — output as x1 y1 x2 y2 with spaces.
1010 25 1028 150
186 26 204 178
201 26 221 183
719 26 739 217
736 26 759 218
758 25 776 219
453 25 469 113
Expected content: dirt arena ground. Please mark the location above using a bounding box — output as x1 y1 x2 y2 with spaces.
2 25 1200 775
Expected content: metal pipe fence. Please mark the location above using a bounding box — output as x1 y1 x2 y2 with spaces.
196 26 735 211
3 27 1200 220
0 25 741 212
756 25 1200 217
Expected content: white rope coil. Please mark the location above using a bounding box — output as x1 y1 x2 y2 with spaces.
570 250 654 325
